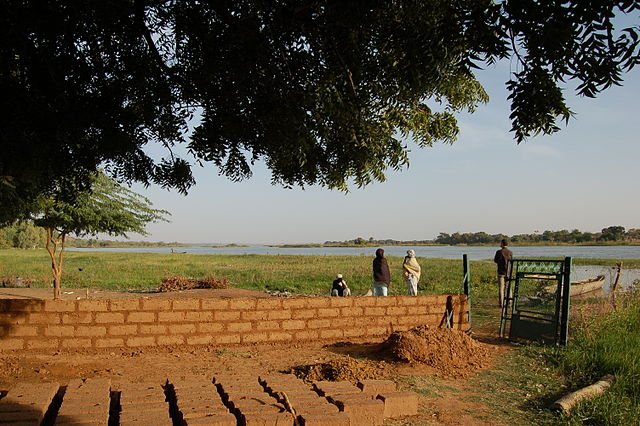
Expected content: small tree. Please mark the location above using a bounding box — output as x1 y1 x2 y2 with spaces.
599 226 626 242
13 221 45 249
34 173 170 299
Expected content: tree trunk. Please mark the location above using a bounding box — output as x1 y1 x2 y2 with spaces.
551 375 615 414
45 228 66 300
53 268 62 300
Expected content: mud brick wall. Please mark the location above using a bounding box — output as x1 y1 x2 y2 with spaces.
0 294 469 351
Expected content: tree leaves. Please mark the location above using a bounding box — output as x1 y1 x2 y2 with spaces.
1 1 639 221
34 172 170 238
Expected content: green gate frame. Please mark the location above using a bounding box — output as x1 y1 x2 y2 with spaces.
499 257 572 345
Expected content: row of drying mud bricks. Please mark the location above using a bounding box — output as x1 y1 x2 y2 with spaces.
0 295 469 351
0 375 418 425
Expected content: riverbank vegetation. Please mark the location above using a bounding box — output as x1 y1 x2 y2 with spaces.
321 226 640 247
550 288 640 424
3 223 639 250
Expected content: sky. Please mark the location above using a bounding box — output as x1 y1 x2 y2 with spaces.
128 58 640 245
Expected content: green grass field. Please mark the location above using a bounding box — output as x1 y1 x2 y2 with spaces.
1 248 638 297
0 249 500 296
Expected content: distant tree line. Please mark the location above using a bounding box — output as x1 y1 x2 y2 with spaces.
66 239 181 248
324 237 435 246
326 226 640 246
0 221 177 249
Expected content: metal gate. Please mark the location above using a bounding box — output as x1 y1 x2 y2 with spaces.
499 257 572 345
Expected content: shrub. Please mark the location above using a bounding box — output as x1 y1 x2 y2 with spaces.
157 275 230 292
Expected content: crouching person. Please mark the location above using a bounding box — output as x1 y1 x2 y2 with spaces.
331 274 351 296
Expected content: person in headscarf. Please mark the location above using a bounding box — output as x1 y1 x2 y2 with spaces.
402 249 421 296
331 274 351 296
372 248 391 296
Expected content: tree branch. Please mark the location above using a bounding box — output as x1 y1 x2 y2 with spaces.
134 0 171 74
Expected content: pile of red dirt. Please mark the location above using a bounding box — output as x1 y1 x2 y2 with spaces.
382 325 493 378
290 356 388 383
157 276 230 292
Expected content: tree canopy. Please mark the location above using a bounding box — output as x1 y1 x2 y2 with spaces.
2 1 639 223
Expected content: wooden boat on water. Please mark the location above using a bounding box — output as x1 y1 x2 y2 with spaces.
543 275 606 296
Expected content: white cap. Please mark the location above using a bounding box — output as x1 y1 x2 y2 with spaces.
336 274 343 279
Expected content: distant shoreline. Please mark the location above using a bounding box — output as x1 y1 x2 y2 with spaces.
65 241 640 249
269 242 640 248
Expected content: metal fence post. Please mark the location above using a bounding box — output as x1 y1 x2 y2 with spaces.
559 256 572 345
463 254 471 325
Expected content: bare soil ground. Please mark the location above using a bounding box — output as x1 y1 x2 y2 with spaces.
0 288 512 425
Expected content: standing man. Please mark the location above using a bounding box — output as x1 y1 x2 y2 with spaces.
402 249 421 296
493 238 513 307
372 248 391 296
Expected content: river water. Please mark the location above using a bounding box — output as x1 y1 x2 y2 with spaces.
68 244 640 260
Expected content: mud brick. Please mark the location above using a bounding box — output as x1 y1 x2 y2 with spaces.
357 379 397 396
227 394 275 403
261 376 308 388
173 387 213 397
0 411 43 422
81 384 111 396
171 377 214 387
278 394 330 407
120 390 161 404
376 391 419 418
55 412 109 424
119 408 172 422
234 402 284 413
241 411 292 426
119 386 166 398
65 378 85 389
5 381 59 396
215 380 261 390
223 390 270 402
298 412 350 426
183 412 237 425
175 386 218 395
265 384 312 396
58 404 109 415
295 403 340 415
120 403 169 413
313 381 361 396
176 395 226 408
213 374 256 383
117 383 162 391
259 374 303 385
327 395 384 426
120 419 173 426
120 392 167 405
176 394 224 406
59 396 110 408
230 398 284 415
174 382 217 392
179 403 230 416
0 381 58 422
0 395 51 409
66 377 111 394
178 393 226 405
